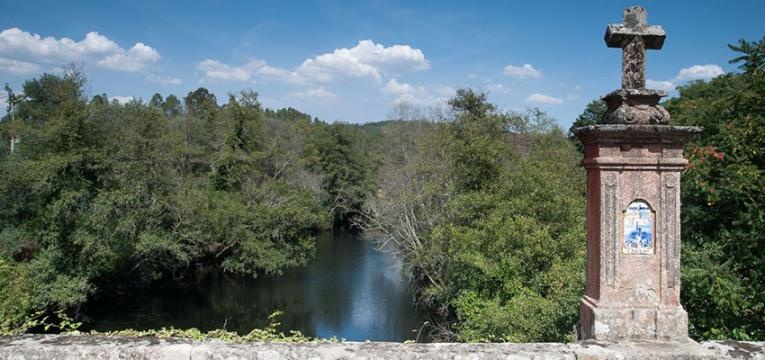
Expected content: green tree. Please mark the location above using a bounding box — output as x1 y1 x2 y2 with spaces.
162 94 182 117
364 90 585 342
728 36 765 74
568 99 607 152
149 93 164 108
308 123 374 228
665 42 765 340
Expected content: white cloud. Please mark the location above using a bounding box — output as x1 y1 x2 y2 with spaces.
197 39 429 91
197 58 301 83
503 63 542 79
382 78 415 95
0 56 39 74
525 93 564 105
574 85 583 91
288 87 337 100
145 74 182 85
672 64 724 82
646 79 675 91
380 78 434 105
434 85 456 97
485 83 508 94
109 96 135 105
98 43 160 72
198 59 262 82
647 64 725 92
296 40 429 83
0 27 160 73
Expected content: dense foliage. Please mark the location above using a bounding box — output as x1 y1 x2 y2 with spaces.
362 90 585 342
665 37 765 340
0 70 373 333
1 37 763 342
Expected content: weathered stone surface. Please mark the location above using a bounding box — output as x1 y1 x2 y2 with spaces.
574 125 701 342
605 6 666 90
602 89 670 125
1 335 763 359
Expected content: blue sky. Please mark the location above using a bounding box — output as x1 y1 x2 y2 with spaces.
1 1 762 128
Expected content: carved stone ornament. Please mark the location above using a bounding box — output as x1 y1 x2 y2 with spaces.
602 89 670 125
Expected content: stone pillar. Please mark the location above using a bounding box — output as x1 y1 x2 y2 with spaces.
574 7 702 342
575 125 699 342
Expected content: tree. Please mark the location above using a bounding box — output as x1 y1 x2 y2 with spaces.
728 36 765 74
448 89 509 192
308 122 374 228
568 99 606 152
162 94 182 117
363 90 585 342
149 93 164 108
184 87 217 119
665 45 765 340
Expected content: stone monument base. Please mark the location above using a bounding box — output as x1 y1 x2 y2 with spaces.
580 295 689 342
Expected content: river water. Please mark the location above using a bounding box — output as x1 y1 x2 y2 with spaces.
84 232 428 342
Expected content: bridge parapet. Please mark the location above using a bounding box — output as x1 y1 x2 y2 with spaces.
1 335 764 359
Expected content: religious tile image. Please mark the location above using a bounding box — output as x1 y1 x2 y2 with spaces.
623 200 654 254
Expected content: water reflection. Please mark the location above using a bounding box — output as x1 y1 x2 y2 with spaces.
84 232 427 342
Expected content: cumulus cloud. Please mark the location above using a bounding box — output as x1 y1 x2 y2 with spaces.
504 64 542 79
0 27 160 73
198 40 429 85
297 40 429 83
288 87 338 100
0 56 39 74
109 96 135 104
673 64 724 82
382 78 415 95
98 43 160 72
196 58 301 84
198 59 262 82
145 74 182 85
525 93 563 105
380 78 442 107
647 64 725 92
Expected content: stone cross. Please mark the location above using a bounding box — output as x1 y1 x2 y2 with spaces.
605 6 666 89
574 6 703 343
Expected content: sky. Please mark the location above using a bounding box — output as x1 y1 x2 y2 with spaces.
0 1 763 128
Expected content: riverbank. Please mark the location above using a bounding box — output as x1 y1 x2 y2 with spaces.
1 335 763 359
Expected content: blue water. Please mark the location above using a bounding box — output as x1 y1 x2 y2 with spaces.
85 232 428 342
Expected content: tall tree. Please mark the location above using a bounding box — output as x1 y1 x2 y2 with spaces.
568 99 607 152
728 36 765 74
665 42 765 340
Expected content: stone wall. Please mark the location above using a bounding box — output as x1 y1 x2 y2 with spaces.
1 335 763 359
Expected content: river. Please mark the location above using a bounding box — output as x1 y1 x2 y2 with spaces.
83 232 429 342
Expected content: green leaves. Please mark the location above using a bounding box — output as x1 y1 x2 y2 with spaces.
365 90 585 342
666 53 765 340
0 72 334 333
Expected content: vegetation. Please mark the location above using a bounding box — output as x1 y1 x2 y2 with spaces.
89 311 317 343
666 36 765 340
361 90 585 342
0 36 763 342
0 69 374 334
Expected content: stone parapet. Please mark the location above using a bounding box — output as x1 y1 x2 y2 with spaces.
1 335 764 359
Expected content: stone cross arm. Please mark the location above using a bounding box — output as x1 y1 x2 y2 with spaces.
605 6 666 90
605 23 666 50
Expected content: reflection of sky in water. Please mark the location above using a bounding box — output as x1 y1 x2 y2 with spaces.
84 232 426 342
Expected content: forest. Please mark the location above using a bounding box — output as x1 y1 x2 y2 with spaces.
0 37 763 342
